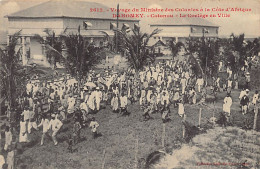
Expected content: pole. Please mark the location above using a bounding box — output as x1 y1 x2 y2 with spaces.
162 123 165 148
253 106 258 130
182 124 185 139
135 137 139 169
101 148 106 169
199 108 202 128
116 4 119 53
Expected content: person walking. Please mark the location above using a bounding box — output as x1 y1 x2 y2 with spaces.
89 117 99 139
4 126 12 151
37 114 50 145
48 114 63 145
223 94 232 122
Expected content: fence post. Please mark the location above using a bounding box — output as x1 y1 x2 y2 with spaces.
162 123 166 148
253 106 258 130
101 148 106 169
135 137 139 169
199 108 202 128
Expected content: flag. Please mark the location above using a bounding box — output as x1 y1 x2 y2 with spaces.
110 22 117 30
134 24 140 32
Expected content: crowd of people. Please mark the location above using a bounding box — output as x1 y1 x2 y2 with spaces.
0 58 258 168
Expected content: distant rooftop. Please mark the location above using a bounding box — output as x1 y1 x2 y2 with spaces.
7 1 139 21
150 17 218 27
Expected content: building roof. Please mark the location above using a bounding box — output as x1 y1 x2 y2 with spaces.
147 39 166 47
150 17 218 27
7 1 138 21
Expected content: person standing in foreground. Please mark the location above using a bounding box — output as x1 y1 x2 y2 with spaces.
223 93 232 122
89 117 99 139
0 153 5 169
48 114 63 145
37 114 50 146
240 94 250 115
4 126 12 151
6 147 15 169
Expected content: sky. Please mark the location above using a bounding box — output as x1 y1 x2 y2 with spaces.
0 0 259 37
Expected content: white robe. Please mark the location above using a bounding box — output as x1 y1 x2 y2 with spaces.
19 121 28 143
178 103 185 116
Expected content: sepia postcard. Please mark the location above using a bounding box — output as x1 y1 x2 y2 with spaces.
0 0 260 168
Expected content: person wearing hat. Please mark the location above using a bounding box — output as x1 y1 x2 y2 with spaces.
48 114 63 145
196 76 204 93
239 88 247 101
89 117 99 139
111 93 119 113
19 117 29 143
140 87 146 106
161 100 170 123
28 108 38 134
240 92 250 115
252 90 259 107
178 99 185 117
67 94 76 115
87 89 96 112
0 152 5 169
4 126 12 151
245 72 250 89
120 92 128 116
142 103 152 121
161 91 169 106
80 100 88 122
223 93 232 122
146 87 153 104
180 76 187 94
94 87 102 111
21 106 30 122
38 114 50 145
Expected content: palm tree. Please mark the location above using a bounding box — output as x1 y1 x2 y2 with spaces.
0 31 24 109
114 27 161 71
168 39 184 58
34 28 67 68
63 26 102 87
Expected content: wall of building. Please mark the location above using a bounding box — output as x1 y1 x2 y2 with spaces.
8 18 64 36
150 25 218 39
63 18 138 30
189 25 218 37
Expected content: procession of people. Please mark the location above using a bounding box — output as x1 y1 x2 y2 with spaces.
0 57 258 169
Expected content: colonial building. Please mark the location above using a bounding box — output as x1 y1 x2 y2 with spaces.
6 1 139 66
150 17 219 44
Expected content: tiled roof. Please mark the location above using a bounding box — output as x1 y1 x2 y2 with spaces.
7 1 138 21
150 17 218 27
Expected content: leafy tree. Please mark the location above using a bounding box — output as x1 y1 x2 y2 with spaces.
184 37 220 80
198 39 220 77
115 27 161 71
0 31 21 109
34 28 65 68
168 39 184 58
63 27 102 86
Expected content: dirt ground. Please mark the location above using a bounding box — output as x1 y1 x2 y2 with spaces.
1 63 260 169
0 88 258 169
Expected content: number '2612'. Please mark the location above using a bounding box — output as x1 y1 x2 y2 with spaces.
90 8 104 12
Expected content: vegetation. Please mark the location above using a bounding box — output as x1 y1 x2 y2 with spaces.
115 27 161 71
168 39 184 58
63 28 102 83
0 31 23 108
34 28 64 68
